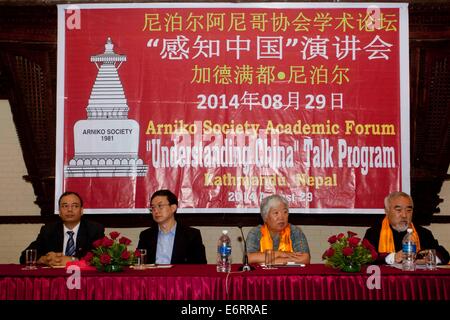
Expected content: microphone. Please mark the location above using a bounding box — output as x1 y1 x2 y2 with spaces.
238 225 255 271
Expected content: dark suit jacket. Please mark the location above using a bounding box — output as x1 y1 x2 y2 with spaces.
20 219 105 264
364 220 450 264
137 223 207 264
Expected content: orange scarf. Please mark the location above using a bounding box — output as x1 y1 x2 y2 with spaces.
378 216 421 253
260 224 293 252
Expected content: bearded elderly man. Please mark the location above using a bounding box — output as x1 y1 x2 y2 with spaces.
364 191 450 265
246 194 310 265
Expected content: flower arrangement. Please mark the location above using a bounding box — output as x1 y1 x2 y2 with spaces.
322 231 377 272
83 231 136 272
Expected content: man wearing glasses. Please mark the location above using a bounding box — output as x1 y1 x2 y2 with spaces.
20 191 105 267
364 191 449 265
137 189 207 264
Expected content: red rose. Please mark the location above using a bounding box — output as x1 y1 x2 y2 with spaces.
83 252 94 262
328 235 337 244
121 250 130 260
347 231 357 237
93 239 103 248
109 231 120 240
342 247 354 256
348 237 361 247
102 237 114 247
362 239 374 250
337 233 345 240
134 249 141 257
119 237 132 245
325 248 335 257
370 249 378 260
100 253 111 264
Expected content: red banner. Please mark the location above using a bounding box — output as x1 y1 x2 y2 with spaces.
56 3 410 214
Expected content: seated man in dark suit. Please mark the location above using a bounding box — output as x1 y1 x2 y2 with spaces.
364 191 449 265
20 191 105 267
137 189 207 264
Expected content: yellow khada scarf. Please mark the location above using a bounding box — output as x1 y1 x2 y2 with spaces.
260 223 293 252
378 216 421 253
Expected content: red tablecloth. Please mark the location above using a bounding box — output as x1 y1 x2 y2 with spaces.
1 264 449 300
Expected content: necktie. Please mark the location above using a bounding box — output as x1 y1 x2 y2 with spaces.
65 231 76 256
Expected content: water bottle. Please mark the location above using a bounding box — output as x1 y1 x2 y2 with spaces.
216 229 232 272
402 228 416 271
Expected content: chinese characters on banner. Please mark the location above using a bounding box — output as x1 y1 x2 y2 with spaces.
55 3 409 214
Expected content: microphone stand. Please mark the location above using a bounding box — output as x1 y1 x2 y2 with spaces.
238 225 255 271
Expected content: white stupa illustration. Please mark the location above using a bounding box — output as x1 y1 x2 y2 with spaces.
64 37 148 177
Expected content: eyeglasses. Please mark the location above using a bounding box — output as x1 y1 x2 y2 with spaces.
60 203 81 210
149 203 171 213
